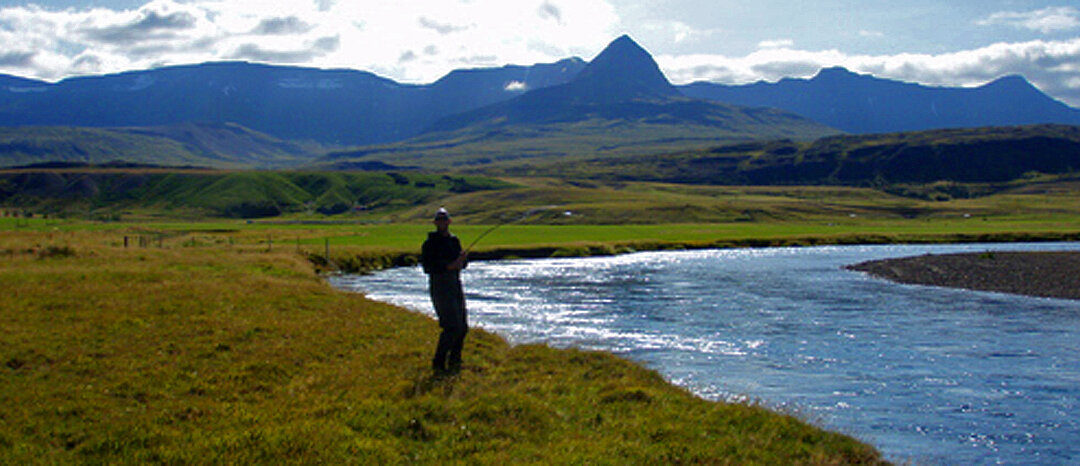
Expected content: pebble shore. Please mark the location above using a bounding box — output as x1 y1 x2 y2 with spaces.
846 250 1080 300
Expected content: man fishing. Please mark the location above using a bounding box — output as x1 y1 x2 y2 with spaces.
421 207 469 374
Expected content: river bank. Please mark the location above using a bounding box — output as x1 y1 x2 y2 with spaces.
337 242 1080 464
0 230 885 464
323 230 1080 274
847 250 1080 300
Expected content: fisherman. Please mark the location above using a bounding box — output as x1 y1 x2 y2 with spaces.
421 207 469 374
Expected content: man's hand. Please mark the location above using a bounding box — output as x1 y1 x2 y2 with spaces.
448 252 468 271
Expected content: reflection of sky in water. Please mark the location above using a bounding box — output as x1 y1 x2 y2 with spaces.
331 242 1080 465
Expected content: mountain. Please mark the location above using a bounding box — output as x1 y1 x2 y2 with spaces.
424 34 815 133
0 59 584 146
4 35 1080 166
563 34 680 101
680 67 1080 133
0 122 319 169
320 35 839 169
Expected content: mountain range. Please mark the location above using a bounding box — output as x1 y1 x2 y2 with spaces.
0 58 585 147
2 35 1078 152
316 36 834 169
681 67 1080 134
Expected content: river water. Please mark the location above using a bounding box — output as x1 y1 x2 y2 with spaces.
329 242 1080 465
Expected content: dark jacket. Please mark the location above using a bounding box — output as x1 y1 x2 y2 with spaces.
421 232 465 275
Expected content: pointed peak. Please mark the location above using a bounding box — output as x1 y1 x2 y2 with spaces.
980 74 1046 97
572 35 678 100
812 66 860 80
590 34 651 65
607 34 639 49
985 74 1034 87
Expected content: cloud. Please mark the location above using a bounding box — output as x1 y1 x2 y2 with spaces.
658 38 1080 106
504 80 527 91
80 8 198 44
418 16 469 34
758 39 794 49
977 6 1080 34
538 2 561 23
0 0 620 85
227 44 317 63
640 20 722 45
12 0 1078 109
228 36 339 63
252 16 313 35
0 50 36 67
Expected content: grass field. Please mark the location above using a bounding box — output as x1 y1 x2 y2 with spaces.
0 228 885 464
5 174 1080 462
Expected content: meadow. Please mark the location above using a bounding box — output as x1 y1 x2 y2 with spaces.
4 171 1080 463
1 225 885 464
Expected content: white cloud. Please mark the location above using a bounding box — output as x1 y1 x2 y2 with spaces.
639 20 721 45
0 0 619 83
252 16 314 35
658 38 1080 106
757 39 794 49
977 6 1080 34
1 0 1079 108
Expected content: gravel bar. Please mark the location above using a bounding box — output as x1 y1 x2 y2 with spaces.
845 250 1080 300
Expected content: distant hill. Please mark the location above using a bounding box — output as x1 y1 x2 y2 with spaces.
680 67 1080 134
477 124 1080 190
0 169 512 217
0 60 584 146
319 36 839 169
0 123 320 169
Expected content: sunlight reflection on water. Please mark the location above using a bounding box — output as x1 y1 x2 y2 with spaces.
331 242 1080 465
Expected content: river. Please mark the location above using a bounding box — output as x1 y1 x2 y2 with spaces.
329 242 1080 465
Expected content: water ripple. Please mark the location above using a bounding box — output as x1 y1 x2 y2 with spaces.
331 242 1080 465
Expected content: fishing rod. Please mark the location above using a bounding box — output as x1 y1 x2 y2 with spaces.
464 205 555 253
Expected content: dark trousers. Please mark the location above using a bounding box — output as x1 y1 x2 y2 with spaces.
430 273 467 371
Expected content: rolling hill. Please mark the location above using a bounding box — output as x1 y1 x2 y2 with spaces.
0 169 512 218
472 124 1080 190
0 123 321 169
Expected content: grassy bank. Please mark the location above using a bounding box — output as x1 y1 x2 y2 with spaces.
1 230 885 463
6 213 1079 273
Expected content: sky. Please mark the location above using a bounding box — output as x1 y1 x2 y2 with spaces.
1 0 1079 106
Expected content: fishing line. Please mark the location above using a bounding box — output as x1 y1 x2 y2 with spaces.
464 205 555 253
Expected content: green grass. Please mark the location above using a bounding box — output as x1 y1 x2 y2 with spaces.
467 124 1080 187
0 170 516 219
4 177 1078 461
0 230 885 464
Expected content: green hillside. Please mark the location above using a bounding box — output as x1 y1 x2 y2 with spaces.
316 113 838 170
0 169 514 218
475 124 1080 189
0 123 322 169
